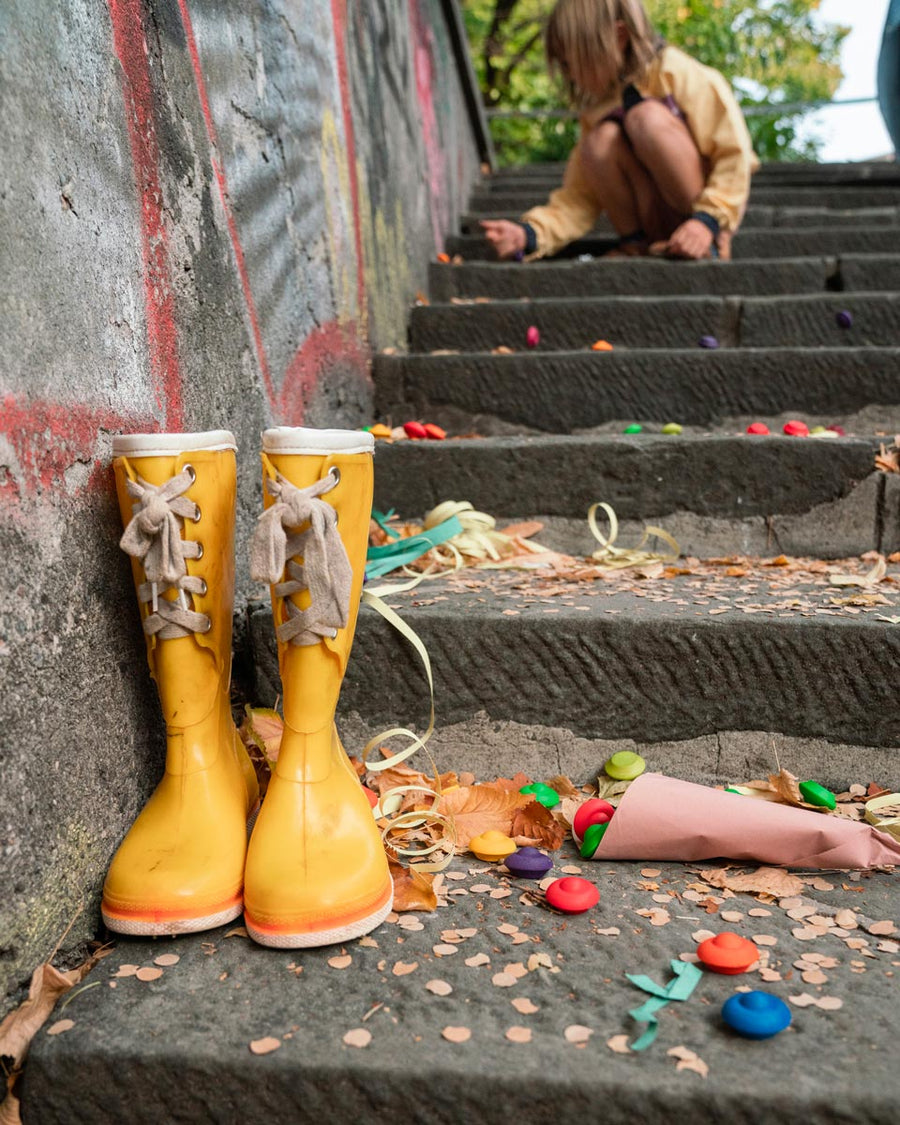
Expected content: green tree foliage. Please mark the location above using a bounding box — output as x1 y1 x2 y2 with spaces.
463 0 848 164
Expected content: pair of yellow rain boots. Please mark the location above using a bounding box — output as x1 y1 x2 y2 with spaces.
102 427 392 948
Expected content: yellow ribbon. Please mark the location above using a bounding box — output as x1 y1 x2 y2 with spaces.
588 501 680 570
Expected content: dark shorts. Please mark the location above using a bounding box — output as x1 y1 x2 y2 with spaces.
600 93 684 128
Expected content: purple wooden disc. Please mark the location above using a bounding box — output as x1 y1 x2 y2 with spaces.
504 847 553 879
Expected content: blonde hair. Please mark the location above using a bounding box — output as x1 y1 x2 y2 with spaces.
546 0 660 105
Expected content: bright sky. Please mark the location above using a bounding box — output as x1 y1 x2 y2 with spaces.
799 0 894 160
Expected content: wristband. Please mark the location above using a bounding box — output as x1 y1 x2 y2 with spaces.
518 222 538 255
692 211 720 237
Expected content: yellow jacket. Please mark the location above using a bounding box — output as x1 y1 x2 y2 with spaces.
521 45 759 258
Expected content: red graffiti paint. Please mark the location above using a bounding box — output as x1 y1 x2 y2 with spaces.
329 0 367 315
106 0 183 430
175 0 275 404
0 395 156 502
177 0 368 423
279 322 369 423
409 0 446 250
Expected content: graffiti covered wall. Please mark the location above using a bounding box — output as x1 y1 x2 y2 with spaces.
0 0 480 1008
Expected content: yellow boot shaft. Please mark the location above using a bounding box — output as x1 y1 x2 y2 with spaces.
244 427 391 946
103 432 258 935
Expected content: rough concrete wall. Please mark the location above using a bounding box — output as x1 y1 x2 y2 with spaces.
0 0 480 1011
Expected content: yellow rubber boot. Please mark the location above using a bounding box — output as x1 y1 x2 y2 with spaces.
244 427 392 947
102 431 260 936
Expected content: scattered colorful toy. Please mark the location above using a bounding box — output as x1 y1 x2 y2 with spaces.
403 421 428 440
783 420 809 437
827 424 846 436
591 339 614 351
519 782 560 808
623 423 643 434
836 310 853 329
513 250 525 262
526 325 540 348
367 423 393 440
699 335 719 349
362 786 378 809
437 252 451 264
798 780 837 810
722 991 792 1039
572 798 616 843
604 751 646 781
503 846 553 879
810 427 839 439
661 422 683 435
697 932 759 975
423 423 447 441
746 422 770 435
545 876 599 914
469 830 517 863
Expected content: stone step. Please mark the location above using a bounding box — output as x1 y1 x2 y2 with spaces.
409 292 900 352
468 186 900 212
428 255 900 301
446 227 893 260
470 187 900 211
487 160 900 186
460 206 900 233
23 852 900 1125
374 347 900 433
254 566 900 752
365 434 896 560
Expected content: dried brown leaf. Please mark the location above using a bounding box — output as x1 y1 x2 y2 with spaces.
239 707 283 764
545 775 580 800
481 772 533 793
388 858 437 913
436 785 531 851
511 800 566 851
700 866 804 898
0 959 95 1069
366 763 458 805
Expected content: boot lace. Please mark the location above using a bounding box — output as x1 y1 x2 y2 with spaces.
250 469 352 646
119 466 210 639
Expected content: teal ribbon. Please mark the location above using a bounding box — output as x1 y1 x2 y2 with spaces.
365 513 464 580
625 960 703 1051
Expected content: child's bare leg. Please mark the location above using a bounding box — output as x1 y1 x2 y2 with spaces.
621 100 706 214
580 121 678 244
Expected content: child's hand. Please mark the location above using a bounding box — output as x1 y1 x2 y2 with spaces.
480 220 527 260
650 218 715 260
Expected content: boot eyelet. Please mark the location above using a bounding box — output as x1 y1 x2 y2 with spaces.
195 542 204 560
198 614 212 634
328 466 341 487
184 463 197 484
192 505 202 524
198 578 208 596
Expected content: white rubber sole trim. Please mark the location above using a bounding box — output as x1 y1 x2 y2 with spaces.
112 430 237 457
262 426 374 456
102 900 243 937
245 887 394 949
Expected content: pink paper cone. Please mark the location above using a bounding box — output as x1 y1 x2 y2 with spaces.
595 774 900 869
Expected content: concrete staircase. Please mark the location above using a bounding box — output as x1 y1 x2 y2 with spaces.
22 162 900 1124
